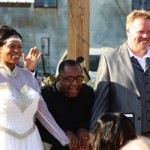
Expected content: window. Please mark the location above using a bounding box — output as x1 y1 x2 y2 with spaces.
34 0 57 8
41 37 50 56
132 0 150 10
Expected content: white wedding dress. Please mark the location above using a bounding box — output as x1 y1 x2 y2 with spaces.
0 64 69 150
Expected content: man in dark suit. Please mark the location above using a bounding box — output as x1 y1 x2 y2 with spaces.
90 9 150 136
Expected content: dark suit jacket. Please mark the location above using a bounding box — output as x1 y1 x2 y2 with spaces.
90 42 150 134
36 83 94 149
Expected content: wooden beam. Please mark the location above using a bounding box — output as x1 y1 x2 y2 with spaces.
67 0 90 80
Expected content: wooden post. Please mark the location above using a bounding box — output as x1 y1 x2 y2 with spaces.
67 0 90 82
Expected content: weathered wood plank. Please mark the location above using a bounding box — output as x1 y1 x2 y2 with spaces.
67 0 90 75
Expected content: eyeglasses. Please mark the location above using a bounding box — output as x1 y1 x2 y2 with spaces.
59 75 84 83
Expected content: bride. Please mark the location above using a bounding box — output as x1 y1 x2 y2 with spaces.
0 25 70 150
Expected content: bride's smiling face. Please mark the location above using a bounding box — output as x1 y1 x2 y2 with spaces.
0 35 22 70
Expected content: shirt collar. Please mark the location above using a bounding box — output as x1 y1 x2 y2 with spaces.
127 45 150 60
0 63 19 77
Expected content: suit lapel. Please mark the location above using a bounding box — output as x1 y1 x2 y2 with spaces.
131 57 143 71
144 57 150 72
118 42 140 96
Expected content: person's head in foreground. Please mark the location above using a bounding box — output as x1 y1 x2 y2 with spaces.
91 112 137 150
120 136 150 150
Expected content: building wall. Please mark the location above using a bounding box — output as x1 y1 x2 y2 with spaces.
0 0 132 76
90 0 132 48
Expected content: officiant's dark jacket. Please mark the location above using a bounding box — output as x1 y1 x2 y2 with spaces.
36 83 94 149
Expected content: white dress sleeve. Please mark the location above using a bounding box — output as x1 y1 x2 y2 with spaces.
36 99 70 146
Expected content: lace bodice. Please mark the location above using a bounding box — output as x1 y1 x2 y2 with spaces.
0 64 70 145
0 83 40 136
